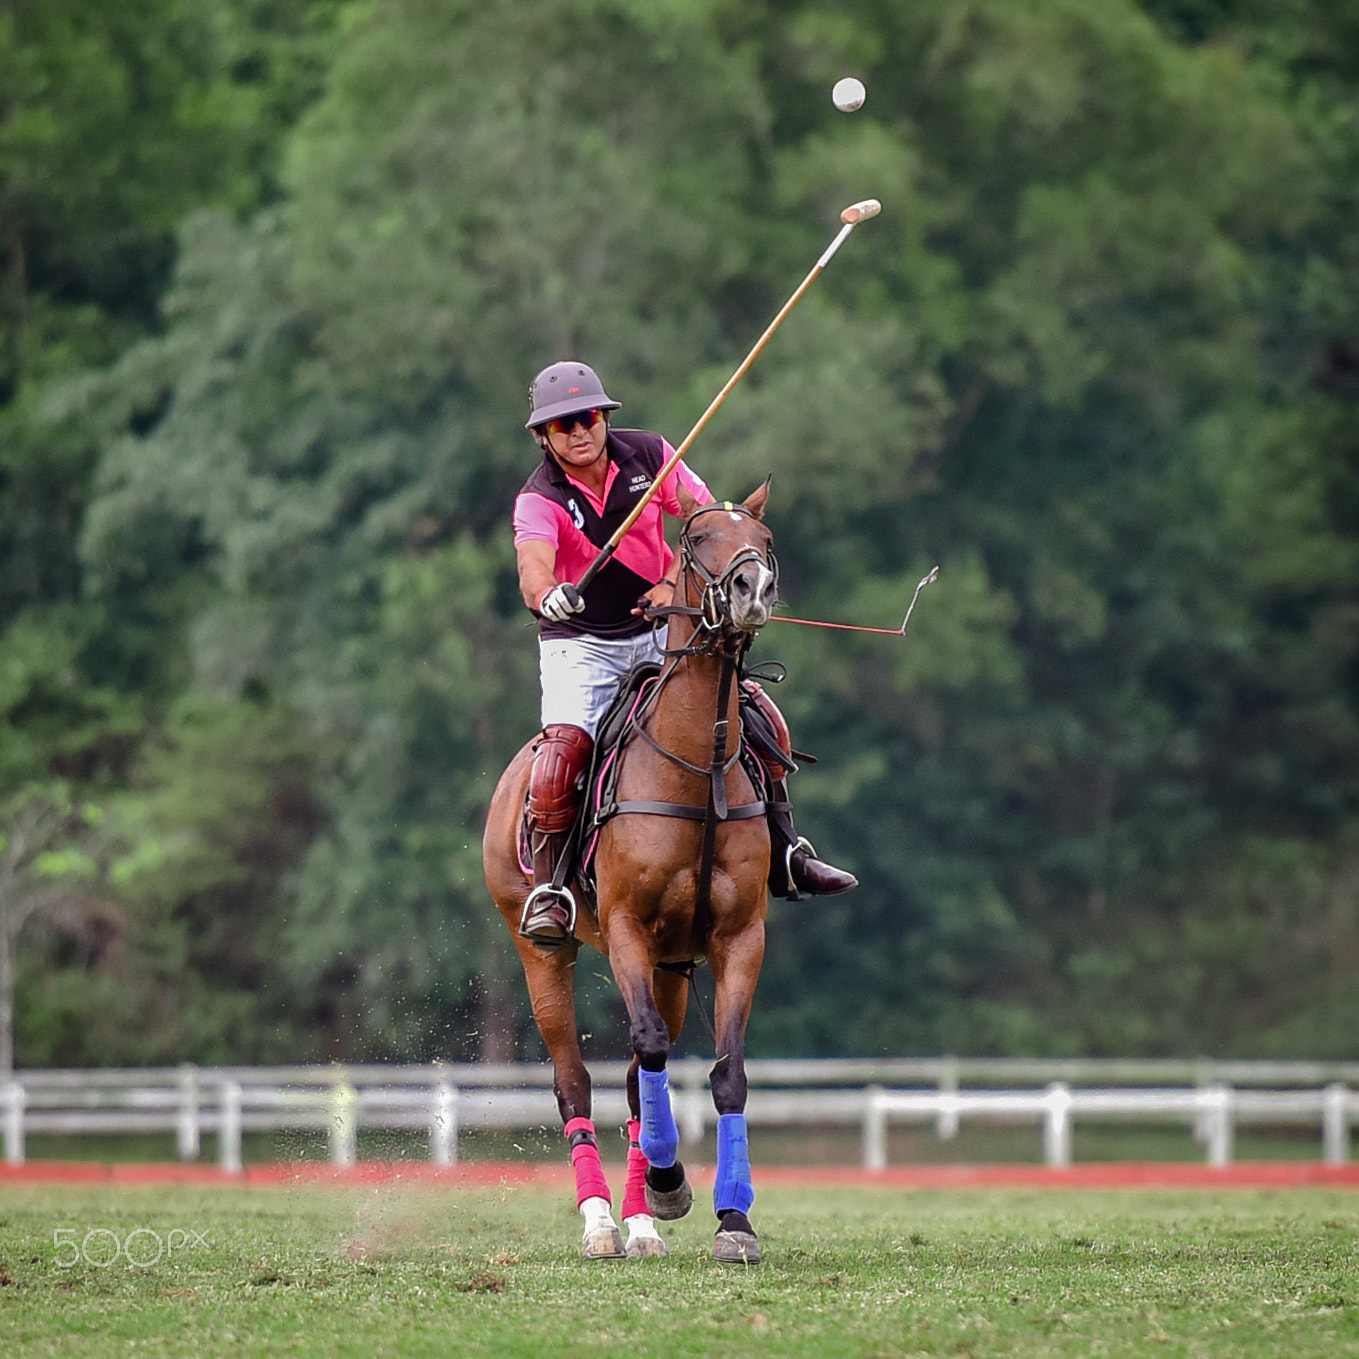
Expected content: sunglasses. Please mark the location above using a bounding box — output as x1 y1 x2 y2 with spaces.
542 408 605 437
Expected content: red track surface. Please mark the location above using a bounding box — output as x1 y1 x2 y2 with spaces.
3 1160 1359 1190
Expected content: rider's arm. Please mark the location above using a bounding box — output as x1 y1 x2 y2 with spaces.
635 556 683 616
517 539 564 614
634 454 711 615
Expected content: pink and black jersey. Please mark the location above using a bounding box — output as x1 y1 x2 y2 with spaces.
514 429 711 639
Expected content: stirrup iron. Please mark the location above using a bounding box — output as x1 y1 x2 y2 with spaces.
784 836 857 899
519 882 579 947
781 837 814 902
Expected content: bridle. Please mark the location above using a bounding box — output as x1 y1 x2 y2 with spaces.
655 501 778 657
620 499 777 815
599 501 779 949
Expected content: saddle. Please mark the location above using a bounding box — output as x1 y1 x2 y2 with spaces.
517 662 780 914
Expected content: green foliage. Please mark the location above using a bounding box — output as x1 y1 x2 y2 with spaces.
5 0 1359 1063
0 0 342 394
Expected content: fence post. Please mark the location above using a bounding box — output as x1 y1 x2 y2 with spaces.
863 1085 887 1171
936 1057 960 1140
1043 1082 1073 1167
219 1080 243 1175
1323 1083 1350 1165
431 1080 459 1166
3 1081 24 1165
177 1063 200 1162
676 1057 707 1147
1202 1083 1233 1167
330 1078 358 1166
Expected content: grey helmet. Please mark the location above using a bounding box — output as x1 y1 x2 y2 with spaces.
525 360 621 429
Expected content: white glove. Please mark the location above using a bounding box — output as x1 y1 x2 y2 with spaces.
539 582 584 622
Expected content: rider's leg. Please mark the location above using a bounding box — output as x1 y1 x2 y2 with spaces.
741 681 858 899
520 722 594 946
522 629 665 946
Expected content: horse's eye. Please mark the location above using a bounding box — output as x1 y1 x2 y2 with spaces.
689 532 707 546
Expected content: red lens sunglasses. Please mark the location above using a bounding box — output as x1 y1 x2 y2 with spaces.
543 409 605 437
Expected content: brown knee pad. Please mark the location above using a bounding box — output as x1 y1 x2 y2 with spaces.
528 724 594 833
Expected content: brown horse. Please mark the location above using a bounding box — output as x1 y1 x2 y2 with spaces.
483 481 777 1263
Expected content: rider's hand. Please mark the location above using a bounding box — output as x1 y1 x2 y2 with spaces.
539 582 584 622
634 580 675 617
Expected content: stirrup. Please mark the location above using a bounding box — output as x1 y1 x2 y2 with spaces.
519 882 579 947
785 836 857 898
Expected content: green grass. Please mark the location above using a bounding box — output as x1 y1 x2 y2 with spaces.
1 1182 1357 1356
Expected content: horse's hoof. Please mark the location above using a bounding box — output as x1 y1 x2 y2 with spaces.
713 1229 761 1265
581 1224 626 1259
625 1231 667 1258
623 1213 666 1257
644 1166 693 1221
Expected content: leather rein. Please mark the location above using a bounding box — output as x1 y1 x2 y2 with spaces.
625 501 774 812
609 503 777 939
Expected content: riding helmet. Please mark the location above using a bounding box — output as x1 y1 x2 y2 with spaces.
525 361 622 429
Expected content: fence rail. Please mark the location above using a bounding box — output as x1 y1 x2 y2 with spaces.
3 1059 1357 1173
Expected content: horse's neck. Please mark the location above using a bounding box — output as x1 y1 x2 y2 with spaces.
653 631 742 767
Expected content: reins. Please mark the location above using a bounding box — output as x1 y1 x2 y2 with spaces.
694 642 740 937
629 500 772 787
604 502 773 956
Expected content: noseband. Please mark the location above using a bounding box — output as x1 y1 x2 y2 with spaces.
665 502 778 654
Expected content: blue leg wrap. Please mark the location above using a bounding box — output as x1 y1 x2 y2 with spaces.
714 1113 755 1216
638 1067 679 1169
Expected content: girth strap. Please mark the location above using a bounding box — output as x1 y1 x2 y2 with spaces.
611 799 766 821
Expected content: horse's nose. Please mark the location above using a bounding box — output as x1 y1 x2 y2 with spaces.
731 562 775 628
759 571 777 612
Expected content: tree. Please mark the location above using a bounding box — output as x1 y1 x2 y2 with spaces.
0 788 116 1078
0 0 342 397
21 0 1359 1062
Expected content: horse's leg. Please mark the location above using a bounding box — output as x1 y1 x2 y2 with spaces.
606 927 695 1232
487 748 621 1260
513 938 625 1259
707 919 765 1265
621 966 691 1257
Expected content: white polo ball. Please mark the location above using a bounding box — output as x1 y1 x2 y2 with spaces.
832 77 866 112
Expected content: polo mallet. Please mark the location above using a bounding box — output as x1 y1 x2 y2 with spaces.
574 199 882 595
769 566 940 637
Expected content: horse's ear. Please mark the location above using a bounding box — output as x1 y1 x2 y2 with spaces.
742 476 772 521
676 481 702 519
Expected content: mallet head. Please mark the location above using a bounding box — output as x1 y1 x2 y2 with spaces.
840 199 882 225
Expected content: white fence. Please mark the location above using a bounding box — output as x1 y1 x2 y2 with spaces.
4 1058 1359 1173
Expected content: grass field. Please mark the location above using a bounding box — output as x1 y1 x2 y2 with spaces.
1 1180 1357 1357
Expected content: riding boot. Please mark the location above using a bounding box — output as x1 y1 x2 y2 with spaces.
740 681 857 901
520 724 594 948
766 778 859 900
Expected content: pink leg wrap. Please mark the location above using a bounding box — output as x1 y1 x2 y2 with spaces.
564 1116 611 1208
622 1117 650 1220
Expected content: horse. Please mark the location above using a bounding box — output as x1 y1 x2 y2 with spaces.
483 480 778 1264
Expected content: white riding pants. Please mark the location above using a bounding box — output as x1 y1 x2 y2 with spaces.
539 630 666 738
